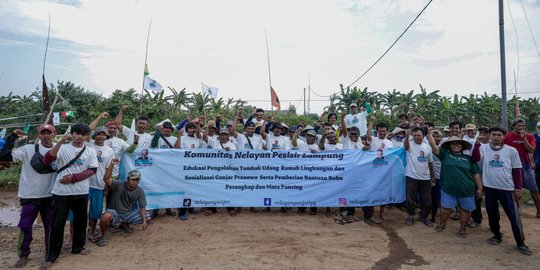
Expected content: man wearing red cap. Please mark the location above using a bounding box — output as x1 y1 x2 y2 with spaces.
0 124 57 268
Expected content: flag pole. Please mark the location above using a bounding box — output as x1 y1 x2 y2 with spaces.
140 19 152 115
264 30 272 112
41 13 52 126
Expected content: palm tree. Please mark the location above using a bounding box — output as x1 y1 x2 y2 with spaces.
187 93 212 116
166 87 190 112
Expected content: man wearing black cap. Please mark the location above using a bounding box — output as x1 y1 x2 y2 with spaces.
262 122 291 150
0 125 56 268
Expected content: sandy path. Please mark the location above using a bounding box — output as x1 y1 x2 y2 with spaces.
1 191 539 270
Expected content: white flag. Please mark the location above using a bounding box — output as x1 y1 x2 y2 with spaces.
52 112 60 126
144 76 163 92
201 82 218 99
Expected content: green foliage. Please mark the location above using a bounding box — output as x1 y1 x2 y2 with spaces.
2 81 540 134
0 163 21 191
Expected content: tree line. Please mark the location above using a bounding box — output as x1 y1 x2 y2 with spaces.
1 82 539 135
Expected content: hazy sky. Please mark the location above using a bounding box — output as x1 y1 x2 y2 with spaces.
1 0 539 114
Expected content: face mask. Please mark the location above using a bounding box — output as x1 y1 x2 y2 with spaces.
536 128 540 134
490 142 502 150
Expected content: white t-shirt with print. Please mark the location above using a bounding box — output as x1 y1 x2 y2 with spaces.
87 142 114 190
342 137 365 150
345 112 368 135
294 140 321 152
51 144 98 196
12 143 56 199
104 136 129 177
157 135 178 149
462 135 476 155
479 144 522 191
405 142 433 180
324 143 343 150
266 134 291 150
237 134 266 150
370 137 394 150
181 135 204 149
122 127 152 149
208 139 237 150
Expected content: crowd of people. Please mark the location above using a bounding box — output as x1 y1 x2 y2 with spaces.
0 100 538 269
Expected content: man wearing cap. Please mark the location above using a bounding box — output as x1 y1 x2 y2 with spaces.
345 99 372 136
390 127 406 148
462 124 477 155
89 112 129 178
225 119 240 149
151 121 179 149
84 127 114 243
534 121 540 201
203 122 237 151
41 124 98 269
292 127 320 152
149 121 180 218
261 122 291 150
472 127 532 255
96 159 150 246
245 108 265 134
115 105 153 149
0 125 56 268
504 119 540 217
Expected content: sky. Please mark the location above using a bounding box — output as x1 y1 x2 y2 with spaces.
0 0 539 114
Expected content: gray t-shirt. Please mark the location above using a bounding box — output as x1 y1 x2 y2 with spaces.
108 180 147 215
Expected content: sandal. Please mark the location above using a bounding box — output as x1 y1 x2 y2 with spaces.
228 209 237 217
97 236 108 247
40 261 53 270
434 224 445 232
88 235 99 243
204 210 215 216
456 230 467 238
120 224 134 233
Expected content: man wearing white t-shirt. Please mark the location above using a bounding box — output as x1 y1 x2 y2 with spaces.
115 105 152 149
84 127 114 244
0 125 56 268
471 126 532 256
365 116 394 221
89 112 129 178
345 100 372 136
42 124 98 268
234 121 267 150
262 122 291 151
292 128 320 153
176 121 203 220
404 127 435 227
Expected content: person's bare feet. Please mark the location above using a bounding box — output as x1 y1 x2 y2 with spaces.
76 248 91 255
40 261 53 270
62 237 72 251
14 256 28 268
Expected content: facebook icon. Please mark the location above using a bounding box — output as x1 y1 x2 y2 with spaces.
263 198 272 206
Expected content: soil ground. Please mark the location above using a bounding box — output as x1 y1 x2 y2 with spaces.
1 191 539 270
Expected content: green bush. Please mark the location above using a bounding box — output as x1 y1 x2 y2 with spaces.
0 163 21 191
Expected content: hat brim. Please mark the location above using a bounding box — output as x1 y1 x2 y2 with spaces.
441 139 472 151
